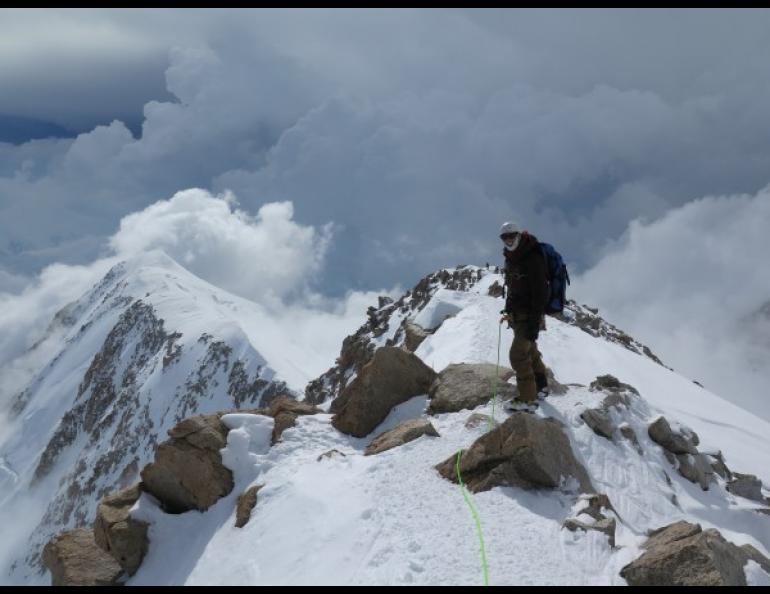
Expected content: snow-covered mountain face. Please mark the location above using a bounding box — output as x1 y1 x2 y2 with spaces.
126 264 769 586
3 258 770 585
306 265 665 406
0 251 298 582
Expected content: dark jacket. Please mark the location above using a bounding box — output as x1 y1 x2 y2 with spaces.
503 232 548 318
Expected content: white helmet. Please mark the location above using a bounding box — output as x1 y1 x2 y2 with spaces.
499 221 519 237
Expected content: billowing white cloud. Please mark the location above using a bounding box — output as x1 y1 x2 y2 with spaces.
3 8 770 420
5 10 770 292
110 189 333 304
0 190 376 415
574 188 770 420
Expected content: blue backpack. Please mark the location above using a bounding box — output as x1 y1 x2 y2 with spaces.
539 242 570 314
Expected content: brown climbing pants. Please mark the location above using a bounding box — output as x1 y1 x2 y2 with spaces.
509 314 547 403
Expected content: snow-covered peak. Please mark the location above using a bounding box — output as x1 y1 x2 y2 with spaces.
3 260 770 586
0 251 295 582
118 264 770 586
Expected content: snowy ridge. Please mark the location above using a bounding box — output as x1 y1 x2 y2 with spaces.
121 267 770 586
0 251 293 581
306 265 663 406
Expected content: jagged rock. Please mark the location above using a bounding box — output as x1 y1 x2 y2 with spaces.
620 521 770 586
235 485 263 528
404 322 432 352
619 425 643 454
707 451 732 480
648 416 698 455
579 375 641 440
675 453 714 491
580 494 617 520
435 413 594 494
648 416 715 489
589 374 639 395
564 517 617 548
559 303 665 366
365 419 439 456
93 484 148 576
427 363 515 414
645 520 701 548
580 408 615 440
726 473 764 502
262 396 320 444
742 544 770 575
140 414 234 513
465 413 494 429
589 375 639 411
331 347 437 438
487 281 504 298
563 493 618 546
317 449 347 462
543 367 569 396
43 528 124 586
306 267 486 405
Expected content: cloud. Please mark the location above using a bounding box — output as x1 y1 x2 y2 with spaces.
110 188 333 304
0 268 30 294
0 190 377 413
574 188 770 421
5 10 770 295
3 9 770 419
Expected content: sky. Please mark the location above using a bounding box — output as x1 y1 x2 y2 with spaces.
0 8 769 418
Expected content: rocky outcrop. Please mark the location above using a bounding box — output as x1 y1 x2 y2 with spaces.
428 363 515 414
555 302 666 367
648 416 698 455
726 473 765 503
563 494 618 547
93 484 148 576
620 521 770 586
259 396 320 444
487 281 504 298
140 414 234 513
43 529 124 586
331 347 437 438
305 267 486 405
235 485 264 528
581 409 615 440
365 419 440 456
435 413 594 494
579 375 639 441
648 416 714 490
619 424 643 455
404 322 432 352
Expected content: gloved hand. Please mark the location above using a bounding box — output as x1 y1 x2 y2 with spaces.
499 310 513 328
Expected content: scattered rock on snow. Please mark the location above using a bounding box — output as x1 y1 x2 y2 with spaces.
140 413 234 513
331 347 437 438
93 483 148 576
435 412 594 494
235 485 264 528
620 521 770 586
43 528 124 586
427 363 515 414
726 473 765 502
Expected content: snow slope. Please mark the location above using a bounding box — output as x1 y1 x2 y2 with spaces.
0 250 359 584
125 268 770 586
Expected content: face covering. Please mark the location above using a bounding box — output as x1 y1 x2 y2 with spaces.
504 233 521 252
